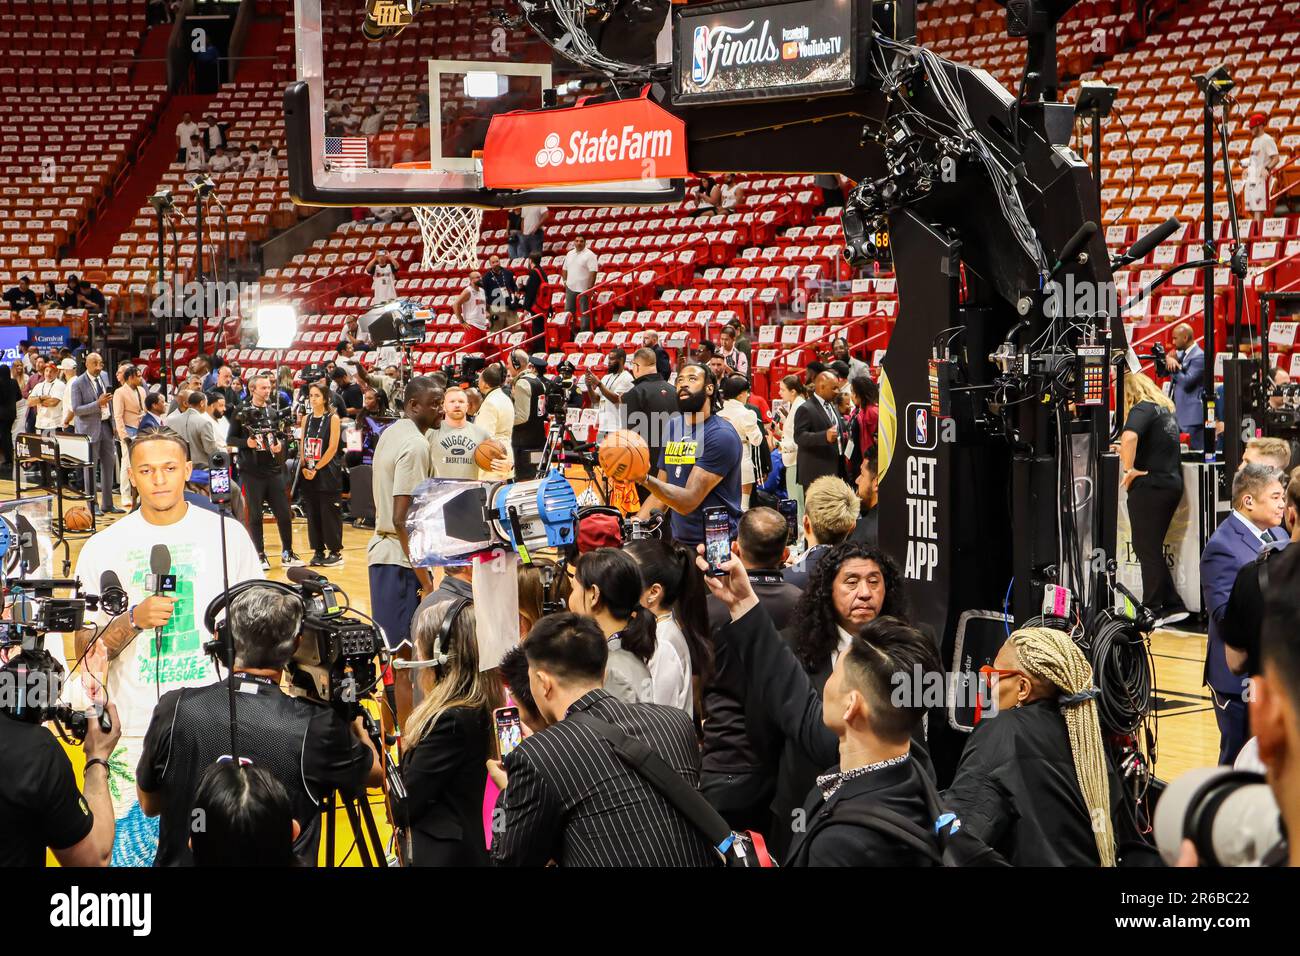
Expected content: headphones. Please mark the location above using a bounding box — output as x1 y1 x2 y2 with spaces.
202 580 305 669
394 596 472 676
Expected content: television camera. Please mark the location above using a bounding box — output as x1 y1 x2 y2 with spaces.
1 575 123 742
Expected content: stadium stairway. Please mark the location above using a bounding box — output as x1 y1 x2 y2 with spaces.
72 94 215 262
131 22 173 87
232 11 288 85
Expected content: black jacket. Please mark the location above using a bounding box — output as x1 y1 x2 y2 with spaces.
702 570 801 779
652 345 672 381
521 267 547 313
792 394 846 489
622 372 678 473
718 602 935 859
401 705 493 867
491 689 715 867
943 698 1118 866
482 266 518 311
786 758 938 866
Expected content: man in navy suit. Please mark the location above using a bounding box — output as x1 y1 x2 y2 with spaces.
1201 463 1289 764
1166 323 1205 451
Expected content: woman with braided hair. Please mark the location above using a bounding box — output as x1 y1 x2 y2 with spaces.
945 627 1119 866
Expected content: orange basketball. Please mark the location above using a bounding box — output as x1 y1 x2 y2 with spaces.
598 429 651 483
64 506 93 532
473 438 508 471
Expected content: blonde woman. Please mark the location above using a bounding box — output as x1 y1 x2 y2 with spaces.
1119 371 1188 625
399 599 503 867
946 627 1117 866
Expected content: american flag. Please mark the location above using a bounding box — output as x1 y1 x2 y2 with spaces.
325 136 369 168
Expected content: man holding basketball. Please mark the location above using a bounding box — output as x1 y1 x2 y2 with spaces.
637 362 743 548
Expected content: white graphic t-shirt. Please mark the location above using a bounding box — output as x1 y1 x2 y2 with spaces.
71 503 264 865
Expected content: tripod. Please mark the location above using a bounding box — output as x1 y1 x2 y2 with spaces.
323 707 406 867
537 388 611 505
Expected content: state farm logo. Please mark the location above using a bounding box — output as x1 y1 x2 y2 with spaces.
535 132 564 168
532 126 676 169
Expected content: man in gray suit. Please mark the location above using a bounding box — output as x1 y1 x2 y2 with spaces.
166 391 220 468
69 352 122 514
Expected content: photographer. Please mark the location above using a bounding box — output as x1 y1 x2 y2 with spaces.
0 698 120 867
508 350 546 480
136 585 379 866
228 373 304 570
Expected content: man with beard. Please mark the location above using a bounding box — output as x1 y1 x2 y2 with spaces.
637 362 742 548
849 448 879 546
428 386 490 479
831 338 869 381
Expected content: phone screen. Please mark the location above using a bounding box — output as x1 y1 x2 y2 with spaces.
778 498 799 545
210 469 230 497
704 507 732 577
494 707 522 758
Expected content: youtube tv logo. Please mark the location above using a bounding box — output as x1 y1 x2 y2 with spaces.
782 40 799 59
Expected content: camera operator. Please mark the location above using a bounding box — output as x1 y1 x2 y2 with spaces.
228 372 304 570
0 697 120 867
507 350 546 480
71 427 264 865
135 584 379 866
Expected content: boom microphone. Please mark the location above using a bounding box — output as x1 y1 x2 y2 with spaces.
1049 221 1098 277
286 566 329 586
1113 217 1181 268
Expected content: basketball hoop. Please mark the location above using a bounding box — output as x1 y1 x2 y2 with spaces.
393 160 483 270
411 205 483 271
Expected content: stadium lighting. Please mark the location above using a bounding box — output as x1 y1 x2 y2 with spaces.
464 71 503 98
255 303 298 349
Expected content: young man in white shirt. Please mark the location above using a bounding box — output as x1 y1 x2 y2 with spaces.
1243 112 1281 227
31 361 66 435
453 270 490 353
562 236 600 332
176 112 199 162
208 146 233 173
184 135 207 171
71 428 263 866
475 363 516 478
584 347 634 436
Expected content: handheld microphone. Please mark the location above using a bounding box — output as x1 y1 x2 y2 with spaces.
1113 217 1181 268
149 544 172 651
1049 221 1098 277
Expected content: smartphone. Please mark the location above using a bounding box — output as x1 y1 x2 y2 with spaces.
778 498 799 546
209 450 232 506
494 706 523 759
703 506 732 577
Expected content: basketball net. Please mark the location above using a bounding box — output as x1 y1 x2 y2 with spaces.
411 205 483 271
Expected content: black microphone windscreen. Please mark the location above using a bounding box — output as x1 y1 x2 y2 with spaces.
1124 217 1182 264
286 565 327 585
100 570 123 593
1055 220 1098 266
150 544 171 577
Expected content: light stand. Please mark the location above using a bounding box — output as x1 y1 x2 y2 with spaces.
1195 63 1237 463
148 189 175 397
1075 81 1117 201
188 174 218 357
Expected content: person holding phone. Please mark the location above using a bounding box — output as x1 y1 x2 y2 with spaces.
299 383 345 567
401 599 503 867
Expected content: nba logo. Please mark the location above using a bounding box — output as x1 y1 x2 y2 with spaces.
906 402 937 451
691 25 710 84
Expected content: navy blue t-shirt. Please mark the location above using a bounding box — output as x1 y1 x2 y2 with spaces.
662 412 742 545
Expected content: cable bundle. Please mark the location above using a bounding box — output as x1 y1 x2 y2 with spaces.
1087 612 1153 736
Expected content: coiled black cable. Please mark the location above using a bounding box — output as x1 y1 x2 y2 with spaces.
1088 611 1152 736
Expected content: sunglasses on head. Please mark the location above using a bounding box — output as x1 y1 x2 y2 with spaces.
973 665 1026 724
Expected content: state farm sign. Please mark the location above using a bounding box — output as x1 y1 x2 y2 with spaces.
482 97 688 190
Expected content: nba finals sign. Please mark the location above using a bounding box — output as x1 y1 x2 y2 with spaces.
672 0 868 105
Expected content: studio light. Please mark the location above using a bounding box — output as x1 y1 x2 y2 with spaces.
255 303 298 349
463 71 505 98
147 188 174 213
186 173 217 197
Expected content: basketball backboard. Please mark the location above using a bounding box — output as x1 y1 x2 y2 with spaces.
286 0 684 208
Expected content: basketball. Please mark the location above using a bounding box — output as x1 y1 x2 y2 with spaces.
598 430 651 483
64 506 93 532
473 438 508 471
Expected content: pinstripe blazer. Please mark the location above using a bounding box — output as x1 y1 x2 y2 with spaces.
491 689 716 867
